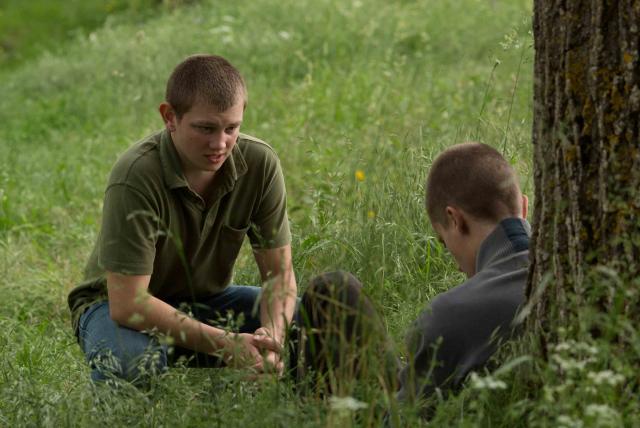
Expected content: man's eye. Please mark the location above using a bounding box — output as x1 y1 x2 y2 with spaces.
197 126 214 133
225 126 237 134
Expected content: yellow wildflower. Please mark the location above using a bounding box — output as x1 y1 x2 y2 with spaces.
355 170 365 182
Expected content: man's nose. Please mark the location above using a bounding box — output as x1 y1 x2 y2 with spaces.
208 130 226 149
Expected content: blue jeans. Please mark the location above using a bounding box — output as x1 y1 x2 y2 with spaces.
78 285 263 384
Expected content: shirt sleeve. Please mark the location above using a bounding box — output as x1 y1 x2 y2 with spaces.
396 303 460 404
247 155 291 249
98 183 159 275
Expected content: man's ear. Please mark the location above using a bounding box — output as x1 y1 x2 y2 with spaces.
445 206 469 235
159 102 177 132
521 194 529 219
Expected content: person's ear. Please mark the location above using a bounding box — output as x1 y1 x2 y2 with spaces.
521 194 529 219
445 206 468 235
159 102 177 132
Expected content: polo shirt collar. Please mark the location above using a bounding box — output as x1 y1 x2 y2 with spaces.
160 129 188 189
226 142 248 181
159 129 248 190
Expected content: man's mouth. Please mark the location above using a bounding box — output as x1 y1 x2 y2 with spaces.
206 153 225 164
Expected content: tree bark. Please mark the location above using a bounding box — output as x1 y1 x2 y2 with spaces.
528 0 640 358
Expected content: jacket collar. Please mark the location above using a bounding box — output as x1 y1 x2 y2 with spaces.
475 217 531 272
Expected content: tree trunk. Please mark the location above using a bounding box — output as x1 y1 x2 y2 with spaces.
528 0 640 358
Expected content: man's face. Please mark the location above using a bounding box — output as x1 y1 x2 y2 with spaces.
167 99 244 176
433 220 477 278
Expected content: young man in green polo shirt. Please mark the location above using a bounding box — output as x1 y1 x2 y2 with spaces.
68 54 297 383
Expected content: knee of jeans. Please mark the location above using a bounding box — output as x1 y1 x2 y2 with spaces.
88 340 168 384
128 344 168 384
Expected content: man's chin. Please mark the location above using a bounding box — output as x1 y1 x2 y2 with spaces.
201 161 225 172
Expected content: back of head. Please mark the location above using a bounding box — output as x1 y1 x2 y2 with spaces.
165 54 247 118
426 142 521 226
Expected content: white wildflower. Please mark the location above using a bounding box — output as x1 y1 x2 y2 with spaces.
556 414 584 428
551 354 595 372
585 404 621 426
500 29 521 50
575 342 599 356
554 342 572 353
469 372 507 390
329 396 368 412
587 370 625 387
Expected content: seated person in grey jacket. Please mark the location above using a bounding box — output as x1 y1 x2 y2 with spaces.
397 141 530 405
295 142 530 413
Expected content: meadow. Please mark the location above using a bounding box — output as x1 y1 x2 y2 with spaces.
0 0 562 426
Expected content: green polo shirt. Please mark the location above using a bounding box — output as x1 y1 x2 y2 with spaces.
68 129 291 335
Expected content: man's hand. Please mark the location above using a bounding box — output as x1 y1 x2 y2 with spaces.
106 272 284 376
219 333 264 371
252 327 284 376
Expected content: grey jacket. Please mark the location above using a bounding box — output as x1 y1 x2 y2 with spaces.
397 217 531 402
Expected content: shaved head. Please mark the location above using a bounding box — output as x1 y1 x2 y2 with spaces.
426 142 522 226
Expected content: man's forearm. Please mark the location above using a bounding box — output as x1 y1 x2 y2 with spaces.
259 270 297 342
252 244 297 343
111 293 229 355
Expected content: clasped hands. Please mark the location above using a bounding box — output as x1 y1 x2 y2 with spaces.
221 327 285 376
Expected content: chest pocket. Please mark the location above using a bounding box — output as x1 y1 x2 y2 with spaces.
211 224 249 286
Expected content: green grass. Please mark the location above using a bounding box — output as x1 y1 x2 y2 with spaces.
3 0 635 426
0 0 180 70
